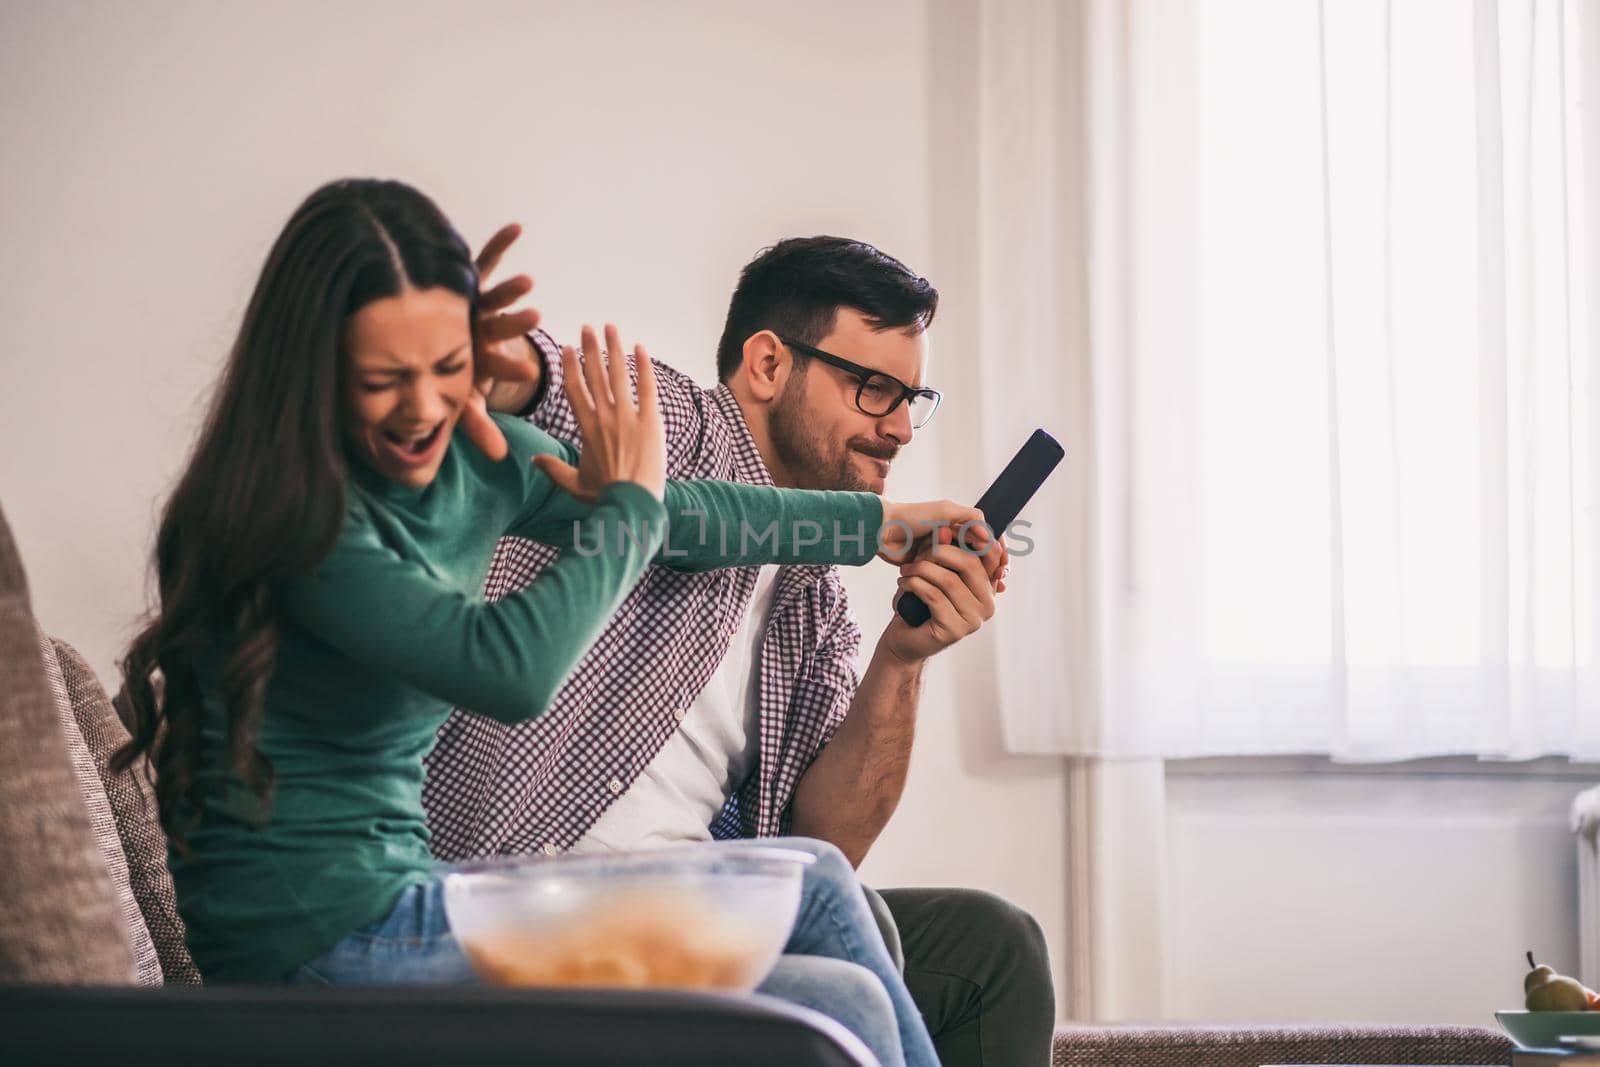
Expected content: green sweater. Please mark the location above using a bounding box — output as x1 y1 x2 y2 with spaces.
172 414 881 982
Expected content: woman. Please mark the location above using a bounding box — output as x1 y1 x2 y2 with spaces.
115 178 971 1067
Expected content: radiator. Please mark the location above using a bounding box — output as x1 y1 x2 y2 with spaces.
1574 786 1600 987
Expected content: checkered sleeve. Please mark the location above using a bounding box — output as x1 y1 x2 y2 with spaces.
523 329 581 446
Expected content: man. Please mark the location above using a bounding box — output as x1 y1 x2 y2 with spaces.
424 235 1054 1066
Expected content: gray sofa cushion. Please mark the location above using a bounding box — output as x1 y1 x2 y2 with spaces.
0 502 135 984
54 638 201 986
36 627 162 986
1050 1022 1512 1066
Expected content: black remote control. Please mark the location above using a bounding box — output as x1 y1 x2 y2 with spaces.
894 428 1065 627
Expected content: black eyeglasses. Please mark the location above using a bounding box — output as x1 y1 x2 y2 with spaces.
777 335 943 429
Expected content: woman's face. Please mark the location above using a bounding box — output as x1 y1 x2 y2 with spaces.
343 285 474 489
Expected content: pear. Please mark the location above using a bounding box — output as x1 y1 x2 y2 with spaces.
1525 951 1556 995
1525 951 1592 1011
1528 976 1590 1012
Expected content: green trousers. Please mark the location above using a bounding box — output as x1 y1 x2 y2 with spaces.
863 887 1056 1067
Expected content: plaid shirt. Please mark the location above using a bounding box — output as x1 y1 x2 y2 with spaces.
422 330 863 861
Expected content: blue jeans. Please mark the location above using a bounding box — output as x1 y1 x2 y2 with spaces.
284 838 936 1067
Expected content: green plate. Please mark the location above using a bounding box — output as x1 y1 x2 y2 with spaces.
1496 1010 1600 1050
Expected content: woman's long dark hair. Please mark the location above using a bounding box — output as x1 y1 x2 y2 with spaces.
114 178 479 851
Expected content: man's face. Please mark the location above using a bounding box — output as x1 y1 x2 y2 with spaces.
767 307 928 494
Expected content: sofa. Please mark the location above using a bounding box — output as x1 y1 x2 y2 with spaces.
0 499 1514 1065
1049 1023 1510 1066
0 501 874 1066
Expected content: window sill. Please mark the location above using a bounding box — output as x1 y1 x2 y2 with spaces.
1166 753 1600 780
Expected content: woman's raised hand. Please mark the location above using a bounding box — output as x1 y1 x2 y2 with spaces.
461 223 542 461
531 324 667 503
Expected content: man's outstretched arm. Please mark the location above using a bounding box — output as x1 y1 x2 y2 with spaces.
789 530 1004 867
788 625 921 868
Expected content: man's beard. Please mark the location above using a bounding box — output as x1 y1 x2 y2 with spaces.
768 375 895 493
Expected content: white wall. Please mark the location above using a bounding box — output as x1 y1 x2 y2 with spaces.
1164 759 1591 1026
0 0 939 669
0 0 1071 1015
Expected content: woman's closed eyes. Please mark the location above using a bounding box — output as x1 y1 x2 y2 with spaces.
358 354 470 394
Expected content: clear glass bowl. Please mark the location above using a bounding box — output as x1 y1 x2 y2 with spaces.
441 846 813 992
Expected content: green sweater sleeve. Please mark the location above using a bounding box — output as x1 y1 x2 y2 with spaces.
281 482 665 725
506 428 885 572
656 479 883 571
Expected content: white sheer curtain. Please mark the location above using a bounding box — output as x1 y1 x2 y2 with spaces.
973 0 1600 760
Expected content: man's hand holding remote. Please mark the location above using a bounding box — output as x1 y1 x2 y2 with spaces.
881 524 1008 664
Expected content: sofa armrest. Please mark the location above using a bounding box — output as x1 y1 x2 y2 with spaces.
0 984 878 1067
1051 1022 1512 1066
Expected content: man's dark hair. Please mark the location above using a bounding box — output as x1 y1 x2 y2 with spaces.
715 236 938 381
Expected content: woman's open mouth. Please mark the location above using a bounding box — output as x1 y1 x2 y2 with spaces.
379 420 447 468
